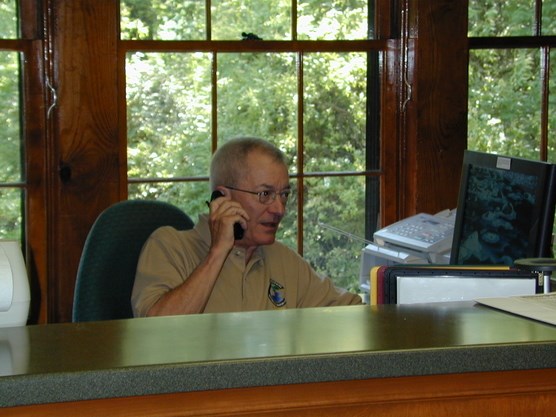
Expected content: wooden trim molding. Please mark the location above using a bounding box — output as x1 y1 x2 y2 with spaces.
3 369 556 417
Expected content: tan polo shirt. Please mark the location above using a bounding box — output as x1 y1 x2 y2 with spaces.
131 215 362 316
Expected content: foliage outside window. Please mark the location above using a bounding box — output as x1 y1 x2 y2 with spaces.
468 0 556 163
0 0 17 39
0 0 22 240
121 0 374 293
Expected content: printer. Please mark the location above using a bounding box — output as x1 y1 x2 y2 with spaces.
359 211 456 294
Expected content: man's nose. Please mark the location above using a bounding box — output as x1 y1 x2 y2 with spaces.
268 196 286 216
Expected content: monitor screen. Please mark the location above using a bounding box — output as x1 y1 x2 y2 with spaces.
450 150 556 265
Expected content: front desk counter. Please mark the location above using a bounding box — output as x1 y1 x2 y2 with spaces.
2 302 556 416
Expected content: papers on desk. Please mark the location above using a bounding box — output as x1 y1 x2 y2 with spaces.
475 293 556 326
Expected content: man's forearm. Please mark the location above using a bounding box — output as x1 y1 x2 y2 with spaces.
146 248 229 316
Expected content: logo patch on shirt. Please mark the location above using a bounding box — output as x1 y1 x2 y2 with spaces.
268 279 286 307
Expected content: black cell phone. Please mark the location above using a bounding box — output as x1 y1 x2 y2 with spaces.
210 190 244 240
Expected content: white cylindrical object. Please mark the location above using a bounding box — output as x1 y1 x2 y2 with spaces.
0 244 14 311
0 240 30 327
544 272 551 294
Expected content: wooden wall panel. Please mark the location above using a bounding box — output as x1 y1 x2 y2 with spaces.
401 0 468 218
3 369 556 416
21 0 49 324
47 0 121 322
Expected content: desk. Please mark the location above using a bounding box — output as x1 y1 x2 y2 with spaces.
1 302 556 416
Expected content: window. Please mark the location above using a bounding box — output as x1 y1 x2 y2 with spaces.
0 0 23 240
468 0 556 163
121 0 381 293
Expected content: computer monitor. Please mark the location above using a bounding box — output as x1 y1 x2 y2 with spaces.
450 150 556 265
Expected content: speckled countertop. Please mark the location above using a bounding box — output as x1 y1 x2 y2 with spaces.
2 302 556 407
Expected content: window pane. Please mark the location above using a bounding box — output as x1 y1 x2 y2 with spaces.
211 0 290 40
543 0 556 35
468 0 534 37
0 0 17 39
298 0 368 40
303 176 365 293
120 0 206 40
303 53 367 172
0 51 21 183
0 188 22 239
128 181 209 222
217 53 298 168
126 52 212 179
468 49 541 159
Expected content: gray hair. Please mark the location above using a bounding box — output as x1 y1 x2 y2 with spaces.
210 137 287 190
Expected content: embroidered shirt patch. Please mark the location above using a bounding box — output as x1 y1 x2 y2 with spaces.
268 279 286 307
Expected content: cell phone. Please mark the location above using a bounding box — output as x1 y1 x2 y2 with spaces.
210 190 245 240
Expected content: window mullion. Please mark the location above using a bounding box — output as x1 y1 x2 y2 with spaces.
540 46 550 161
211 52 218 154
206 0 212 40
296 51 304 255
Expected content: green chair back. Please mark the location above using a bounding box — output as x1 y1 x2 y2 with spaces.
72 200 194 322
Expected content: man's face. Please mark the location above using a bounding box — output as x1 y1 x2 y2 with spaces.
232 150 290 248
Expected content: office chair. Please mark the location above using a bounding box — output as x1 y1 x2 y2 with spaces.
72 199 194 322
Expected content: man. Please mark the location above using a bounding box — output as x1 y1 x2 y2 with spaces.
131 137 362 316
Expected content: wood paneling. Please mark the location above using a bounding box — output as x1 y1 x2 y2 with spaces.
21 1 48 324
401 0 468 218
46 0 121 322
3 369 556 416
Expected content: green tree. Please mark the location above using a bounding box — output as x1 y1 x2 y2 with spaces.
0 0 17 39
0 49 22 239
468 1 552 162
468 48 541 160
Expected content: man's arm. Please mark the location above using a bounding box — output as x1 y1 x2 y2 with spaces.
144 243 228 316
133 193 248 316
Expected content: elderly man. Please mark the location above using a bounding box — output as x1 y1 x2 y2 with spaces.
132 137 362 316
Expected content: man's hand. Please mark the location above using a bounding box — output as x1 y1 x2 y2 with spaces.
207 190 248 251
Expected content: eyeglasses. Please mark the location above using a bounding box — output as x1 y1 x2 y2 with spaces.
225 185 292 205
